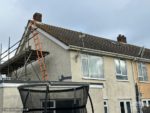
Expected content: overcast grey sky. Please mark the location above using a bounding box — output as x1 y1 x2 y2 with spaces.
0 0 150 51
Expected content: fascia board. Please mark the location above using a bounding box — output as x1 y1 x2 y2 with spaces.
37 28 69 50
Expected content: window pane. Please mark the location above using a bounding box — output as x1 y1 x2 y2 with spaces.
115 60 121 74
104 107 107 113
89 56 98 77
120 102 125 113
48 101 54 107
82 59 89 77
148 101 150 106
42 101 54 113
89 56 103 78
139 77 143 81
143 67 148 81
116 75 127 80
120 60 127 75
143 101 147 106
138 63 148 81
138 63 142 77
98 58 104 78
56 100 79 113
104 100 108 113
126 102 131 113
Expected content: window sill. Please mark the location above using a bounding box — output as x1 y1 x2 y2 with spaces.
139 81 150 84
82 77 106 81
116 80 129 82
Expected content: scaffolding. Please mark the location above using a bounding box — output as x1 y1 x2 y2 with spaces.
0 24 49 80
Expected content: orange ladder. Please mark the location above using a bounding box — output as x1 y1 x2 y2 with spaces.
30 21 48 81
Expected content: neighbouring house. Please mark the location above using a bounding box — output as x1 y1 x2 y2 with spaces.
1 13 150 113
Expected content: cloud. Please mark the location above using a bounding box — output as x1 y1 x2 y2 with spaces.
0 0 150 51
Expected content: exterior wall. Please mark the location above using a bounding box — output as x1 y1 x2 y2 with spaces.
14 31 71 81
133 62 150 99
0 87 3 113
87 88 104 113
70 51 137 113
2 87 23 113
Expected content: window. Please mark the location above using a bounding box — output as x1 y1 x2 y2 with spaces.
104 100 108 113
42 99 79 113
142 99 150 107
81 54 104 79
56 99 79 113
115 59 127 80
42 100 56 113
119 101 131 113
138 62 148 81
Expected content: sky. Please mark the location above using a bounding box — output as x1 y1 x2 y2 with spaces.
0 0 150 52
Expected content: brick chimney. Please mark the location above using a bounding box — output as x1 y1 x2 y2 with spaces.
33 12 42 22
117 34 127 43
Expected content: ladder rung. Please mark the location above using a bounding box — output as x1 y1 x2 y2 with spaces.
34 39 38 41
43 75 48 77
35 43 40 46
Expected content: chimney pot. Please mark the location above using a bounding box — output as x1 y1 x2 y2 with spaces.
33 12 42 22
117 34 127 43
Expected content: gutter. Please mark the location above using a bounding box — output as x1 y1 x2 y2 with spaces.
69 45 150 63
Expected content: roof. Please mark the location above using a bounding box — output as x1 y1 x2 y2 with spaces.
35 21 150 59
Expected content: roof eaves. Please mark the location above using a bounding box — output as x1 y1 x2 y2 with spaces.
69 45 150 63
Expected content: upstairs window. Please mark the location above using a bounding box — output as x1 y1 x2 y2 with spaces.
115 59 127 80
138 62 148 81
81 54 104 79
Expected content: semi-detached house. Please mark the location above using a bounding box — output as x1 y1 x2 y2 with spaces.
13 13 150 113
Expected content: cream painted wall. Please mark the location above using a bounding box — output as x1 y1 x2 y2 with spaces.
14 31 72 81
0 88 3 113
2 87 23 113
70 51 137 113
86 88 104 113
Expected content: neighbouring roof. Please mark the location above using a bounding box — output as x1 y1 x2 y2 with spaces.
35 21 150 59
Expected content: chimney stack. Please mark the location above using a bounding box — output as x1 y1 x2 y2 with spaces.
33 12 42 22
117 34 127 43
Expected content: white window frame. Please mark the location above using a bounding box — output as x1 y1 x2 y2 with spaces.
104 100 109 113
115 59 128 80
42 100 56 113
81 54 104 79
119 100 132 113
142 99 150 107
138 62 148 82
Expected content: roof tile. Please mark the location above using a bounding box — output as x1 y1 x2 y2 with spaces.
35 22 150 59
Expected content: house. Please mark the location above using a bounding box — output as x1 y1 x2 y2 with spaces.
2 13 150 113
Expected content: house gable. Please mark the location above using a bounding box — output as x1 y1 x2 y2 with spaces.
16 21 70 55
